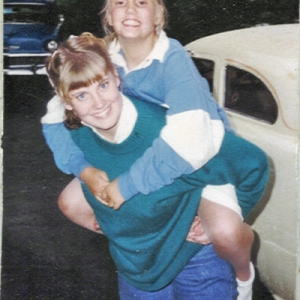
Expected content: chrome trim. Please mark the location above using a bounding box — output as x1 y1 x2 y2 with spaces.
4 53 51 57
4 66 47 75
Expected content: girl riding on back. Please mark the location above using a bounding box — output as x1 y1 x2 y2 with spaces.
42 1 269 299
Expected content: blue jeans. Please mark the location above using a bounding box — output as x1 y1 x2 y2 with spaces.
118 245 238 300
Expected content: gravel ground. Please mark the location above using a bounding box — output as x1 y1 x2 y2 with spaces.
1 75 275 299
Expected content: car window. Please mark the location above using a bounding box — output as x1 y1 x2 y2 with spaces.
192 58 214 92
225 66 278 124
4 4 57 24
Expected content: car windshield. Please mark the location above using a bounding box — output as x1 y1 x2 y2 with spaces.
4 4 56 24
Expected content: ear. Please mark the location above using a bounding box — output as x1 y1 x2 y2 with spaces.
56 94 73 111
154 5 164 26
107 12 113 26
63 102 73 111
113 67 121 87
116 76 120 88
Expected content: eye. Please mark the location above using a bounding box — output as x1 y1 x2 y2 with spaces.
99 81 109 90
115 0 125 5
137 0 147 5
77 93 86 101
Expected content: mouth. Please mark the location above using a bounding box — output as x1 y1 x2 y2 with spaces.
93 106 111 118
122 19 141 27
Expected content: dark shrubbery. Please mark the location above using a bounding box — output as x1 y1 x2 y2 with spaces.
56 0 299 44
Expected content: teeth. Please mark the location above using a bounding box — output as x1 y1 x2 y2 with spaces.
95 107 110 117
123 19 140 26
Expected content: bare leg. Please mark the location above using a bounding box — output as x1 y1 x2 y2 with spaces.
58 178 102 234
198 198 254 281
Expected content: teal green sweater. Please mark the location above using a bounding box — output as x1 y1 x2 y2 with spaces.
71 96 269 291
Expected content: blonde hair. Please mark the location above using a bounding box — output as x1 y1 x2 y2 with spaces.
101 0 168 36
46 32 117 128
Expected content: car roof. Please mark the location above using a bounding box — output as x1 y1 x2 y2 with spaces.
185 24 299 130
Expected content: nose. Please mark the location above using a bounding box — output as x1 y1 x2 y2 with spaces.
125 1 136 13
91 92 106 109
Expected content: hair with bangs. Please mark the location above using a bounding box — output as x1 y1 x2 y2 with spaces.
46 32 116 128
100 0 168 36
59 52 108 100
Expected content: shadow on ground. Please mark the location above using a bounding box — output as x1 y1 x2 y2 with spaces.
1 76 275 299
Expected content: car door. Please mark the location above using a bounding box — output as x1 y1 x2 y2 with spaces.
191 54 298 299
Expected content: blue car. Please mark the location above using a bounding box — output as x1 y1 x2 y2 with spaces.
4 0 64 75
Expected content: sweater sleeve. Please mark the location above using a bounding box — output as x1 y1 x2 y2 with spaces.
118 42 233 200
41 96 91 177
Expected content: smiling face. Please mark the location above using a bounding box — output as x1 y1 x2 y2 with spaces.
107 0 163 41
65 72 122 141
46 33 122 134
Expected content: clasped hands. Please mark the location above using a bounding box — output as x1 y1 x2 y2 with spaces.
80 167 125 210
80 167 211 244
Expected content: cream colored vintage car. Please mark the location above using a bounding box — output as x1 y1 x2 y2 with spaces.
185 24 299 300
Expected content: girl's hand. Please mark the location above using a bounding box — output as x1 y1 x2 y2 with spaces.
186 216 211 245
101 179 125 210
80 167 110 205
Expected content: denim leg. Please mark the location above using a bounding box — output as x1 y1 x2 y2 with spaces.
118 273 174 300
173 245 238 300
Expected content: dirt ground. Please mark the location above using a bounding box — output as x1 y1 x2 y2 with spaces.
1 75 275 299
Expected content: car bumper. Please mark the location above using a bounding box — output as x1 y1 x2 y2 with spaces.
4 53 50 75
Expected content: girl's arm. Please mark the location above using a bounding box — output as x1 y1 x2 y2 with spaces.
41 95 92 177
43 122 91 176
42 96 111 200
115 41 234 201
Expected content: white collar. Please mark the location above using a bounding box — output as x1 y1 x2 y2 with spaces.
108 30 169 74
83 94 137 144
